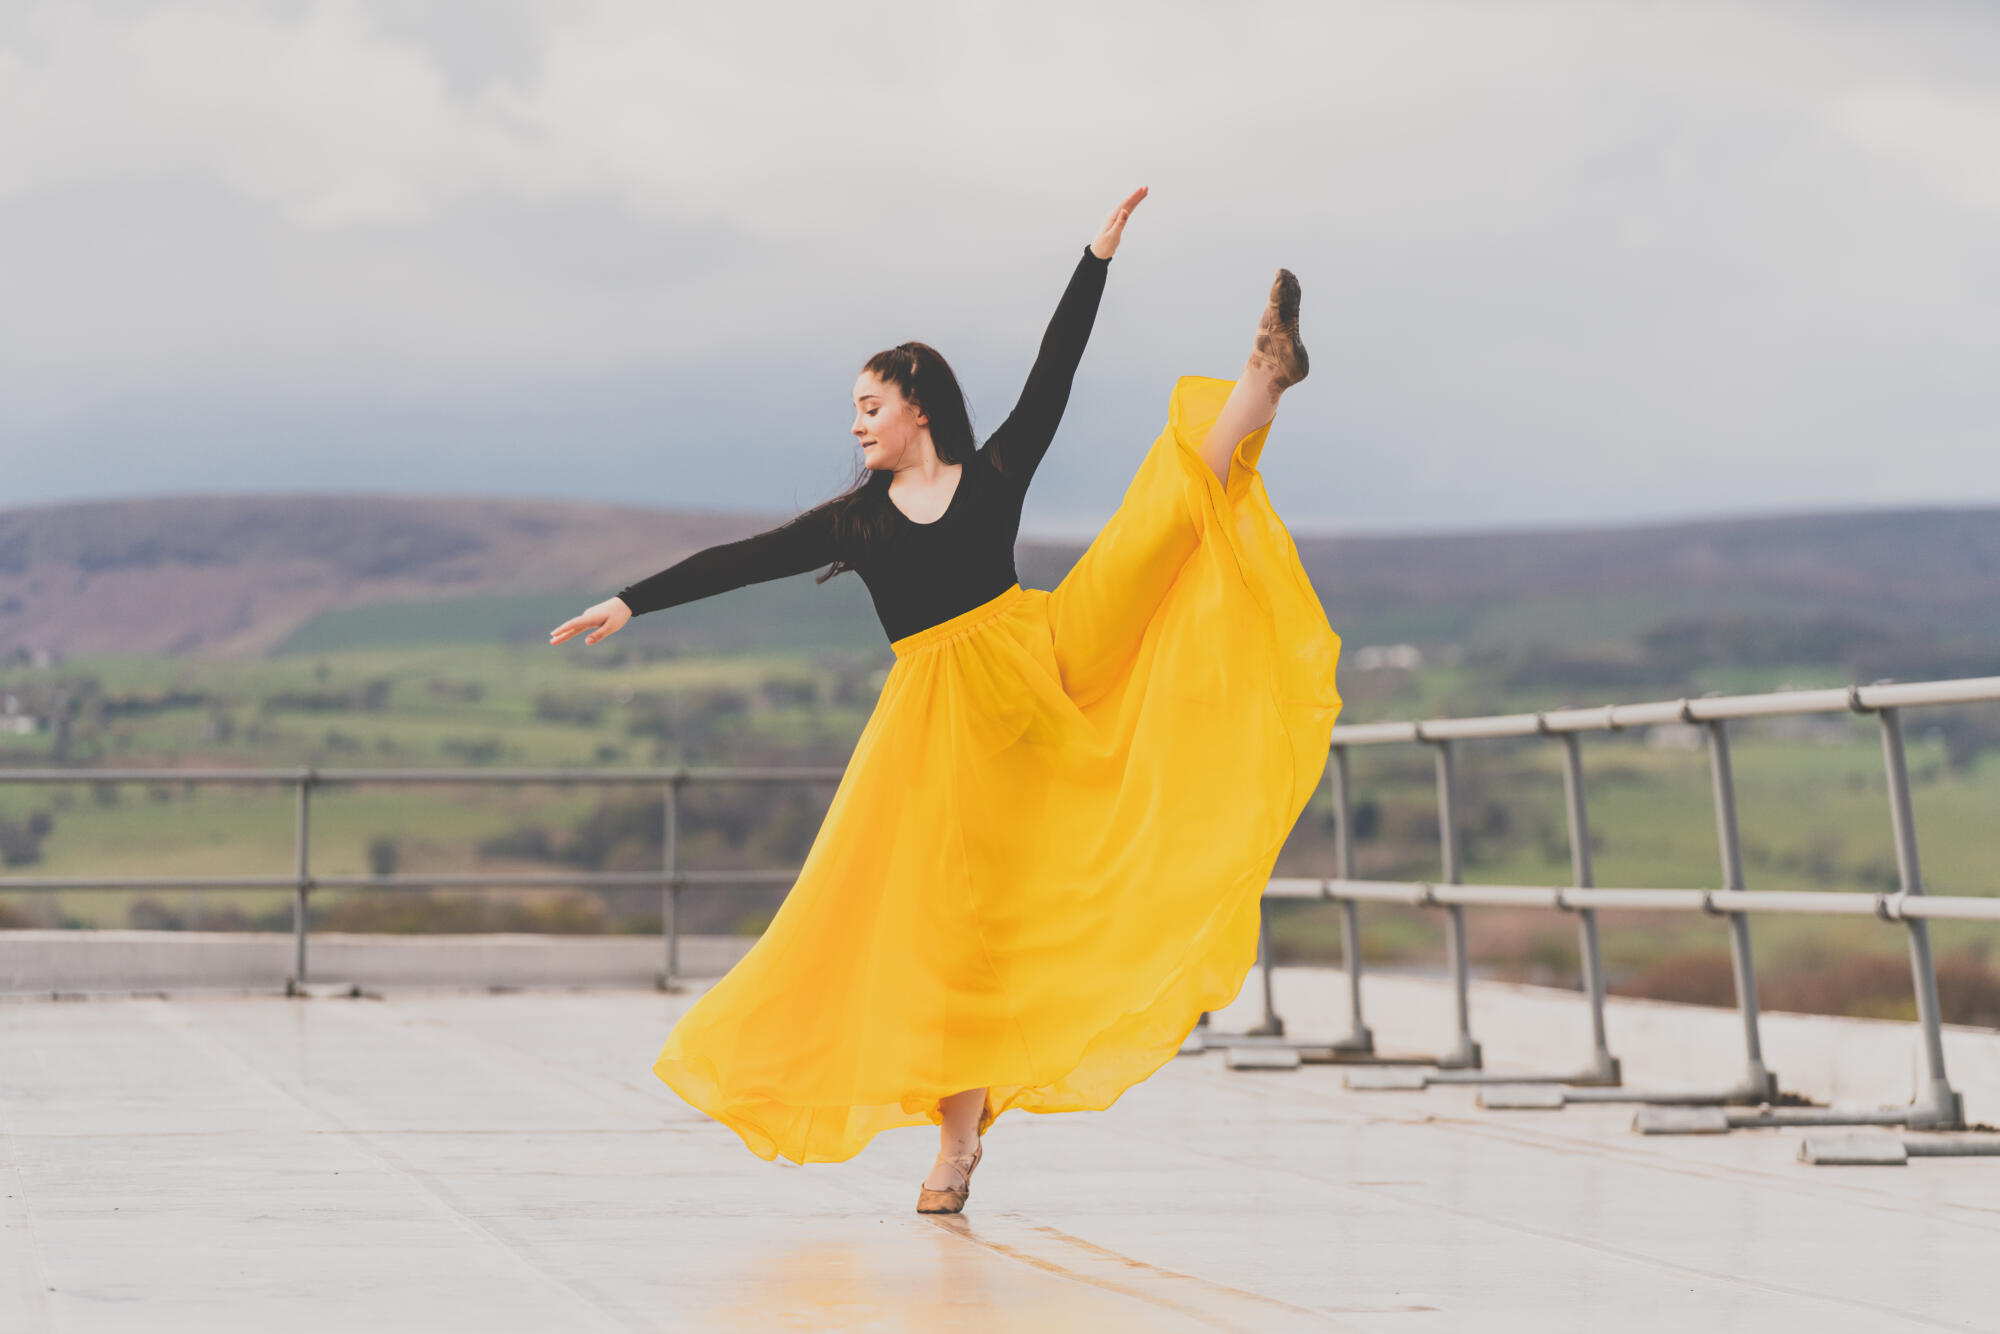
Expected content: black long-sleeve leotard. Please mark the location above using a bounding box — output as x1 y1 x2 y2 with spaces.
613 244 1109 643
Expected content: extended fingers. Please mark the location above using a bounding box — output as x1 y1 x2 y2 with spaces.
549 613 598 645
1097 187 1147 246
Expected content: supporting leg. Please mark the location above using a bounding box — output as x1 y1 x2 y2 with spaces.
924 1087 987 1190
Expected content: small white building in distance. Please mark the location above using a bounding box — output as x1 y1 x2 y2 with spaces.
1353 644 1424 671
0 693 37 734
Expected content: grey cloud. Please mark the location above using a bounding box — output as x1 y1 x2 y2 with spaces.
0 0 1997 535
356 0 546 102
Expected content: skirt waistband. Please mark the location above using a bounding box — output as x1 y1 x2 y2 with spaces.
890 583 1028 657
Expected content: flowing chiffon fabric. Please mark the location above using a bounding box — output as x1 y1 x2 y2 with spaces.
653 375 1344 1163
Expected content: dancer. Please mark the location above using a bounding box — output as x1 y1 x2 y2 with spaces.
550 188 1342 1215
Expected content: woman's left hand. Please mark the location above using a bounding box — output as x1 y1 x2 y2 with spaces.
1090 186 1148 260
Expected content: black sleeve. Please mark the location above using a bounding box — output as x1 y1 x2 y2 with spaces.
614 505 841 617
977 244 1109 490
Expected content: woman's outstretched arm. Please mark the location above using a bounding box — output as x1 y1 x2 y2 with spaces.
549 505 839 646
978 187 1146 491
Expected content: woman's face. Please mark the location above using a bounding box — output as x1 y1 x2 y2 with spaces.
852 370 930 470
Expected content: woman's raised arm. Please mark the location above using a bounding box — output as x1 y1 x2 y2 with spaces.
978 188 1146 490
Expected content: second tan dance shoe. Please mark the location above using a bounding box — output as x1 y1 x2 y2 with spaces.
915 1141 982 1215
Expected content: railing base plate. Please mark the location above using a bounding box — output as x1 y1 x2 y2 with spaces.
284 979 372 1000
1224 1044 1303 1070
1800 1135 1909 1165
1297 1047 1436 1066
1478 1085 1566 1110
1634 1106 1732 1134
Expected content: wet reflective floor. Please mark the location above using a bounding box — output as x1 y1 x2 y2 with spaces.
1 987 1995 1332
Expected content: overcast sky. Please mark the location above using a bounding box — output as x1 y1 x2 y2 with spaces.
2 0 1996 537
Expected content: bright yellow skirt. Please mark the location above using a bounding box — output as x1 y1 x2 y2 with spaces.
652 374 1343 1163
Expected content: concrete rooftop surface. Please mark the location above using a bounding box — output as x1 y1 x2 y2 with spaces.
2 981 1997 1333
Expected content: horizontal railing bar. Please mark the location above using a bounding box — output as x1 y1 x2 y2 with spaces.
1327 675 2000 746
310 870 799 889
10 869 1999 919
0 766 848 785
1898 896 2000 922
1709 890 1887 917
1543 888 1709 911
0 768 314 784
1322 722 1420 745
0 870 799 891
1263 877 1341 900
1418 714 1547 742
0 876 307 891
1263 877 2000 922
1433 885 1567 910
1266 876 1428 905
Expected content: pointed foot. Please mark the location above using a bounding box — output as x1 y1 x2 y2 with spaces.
1249 268 1308 391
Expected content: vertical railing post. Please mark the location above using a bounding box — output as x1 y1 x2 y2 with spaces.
1328 744 1374 1053
1701 716 1777 1102
289 768 313 995
1431 736 1481 1069
1247 915 1285 1036
659 774 682 992
1875 704 1964 1129
1556 728 1619 1083
1246 741 1292 1035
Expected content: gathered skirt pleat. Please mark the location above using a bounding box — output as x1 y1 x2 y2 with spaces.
652 374 1344 1163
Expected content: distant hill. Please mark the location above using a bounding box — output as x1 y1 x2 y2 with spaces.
3 494 1999 666
1278 507 2000 651
0 494 802 658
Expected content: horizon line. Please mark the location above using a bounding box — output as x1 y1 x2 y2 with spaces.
3 487 1997 546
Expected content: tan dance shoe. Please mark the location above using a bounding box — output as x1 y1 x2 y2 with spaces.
915 1141 982 1215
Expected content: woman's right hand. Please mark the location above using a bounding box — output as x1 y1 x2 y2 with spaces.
549 597 632 647
1090 186 1148 260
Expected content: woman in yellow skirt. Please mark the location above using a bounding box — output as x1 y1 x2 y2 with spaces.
550 187 1342 1214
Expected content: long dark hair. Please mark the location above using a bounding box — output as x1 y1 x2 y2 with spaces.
801 340 976 583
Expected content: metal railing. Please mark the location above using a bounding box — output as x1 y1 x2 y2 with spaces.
1220 674 2000 1157
0 765 846 992
6 676 1998 1159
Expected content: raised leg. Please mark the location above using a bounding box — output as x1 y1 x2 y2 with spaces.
1046 274 1308 708
1197 269 1308 486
